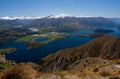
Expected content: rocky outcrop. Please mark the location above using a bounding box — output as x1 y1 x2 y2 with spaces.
39 35 120 72
36 75 118 79
69 57 107 72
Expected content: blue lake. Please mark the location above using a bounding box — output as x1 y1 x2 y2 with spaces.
0 26 120 63
2 36 92 63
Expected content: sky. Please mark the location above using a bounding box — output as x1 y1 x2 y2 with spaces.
0 0 120 17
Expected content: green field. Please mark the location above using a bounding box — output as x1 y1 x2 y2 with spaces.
44 33 68 43
16 33 68 42
16 35 42 42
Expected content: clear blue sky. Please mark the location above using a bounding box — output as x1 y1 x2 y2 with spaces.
0 0 120 17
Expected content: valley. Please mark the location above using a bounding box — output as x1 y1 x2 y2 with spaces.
0 16 120 79
1 0 120 78
0 17 120 63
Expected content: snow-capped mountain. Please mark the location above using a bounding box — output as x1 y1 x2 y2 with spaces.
0 14 73 20
0 14 112 20
1 16 42 20
0 14 116 30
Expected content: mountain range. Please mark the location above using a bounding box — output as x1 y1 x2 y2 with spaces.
0 14 117 32
25 17 115 31
0 14 98 20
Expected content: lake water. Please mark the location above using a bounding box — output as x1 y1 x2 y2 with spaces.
0 26 120 63
2 36 92 63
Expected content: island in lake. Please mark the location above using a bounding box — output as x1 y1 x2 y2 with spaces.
25 32 68 49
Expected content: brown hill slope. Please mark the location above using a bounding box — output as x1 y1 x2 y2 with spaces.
39 35 120 72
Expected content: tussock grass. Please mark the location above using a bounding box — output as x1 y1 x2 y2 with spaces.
54 71 69 78
99 70 112 77
1 63 37 79
0 63 12 70
110 76 120 79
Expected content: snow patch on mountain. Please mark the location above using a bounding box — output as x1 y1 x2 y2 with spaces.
1 16 33 20
48 14 71 18
0 14 71 20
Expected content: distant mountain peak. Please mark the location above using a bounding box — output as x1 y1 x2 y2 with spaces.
44 14 71 19
0 14 112 20
50 14 71 18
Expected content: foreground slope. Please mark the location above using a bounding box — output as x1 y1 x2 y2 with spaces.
40 35 120 72
1 35 120 79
